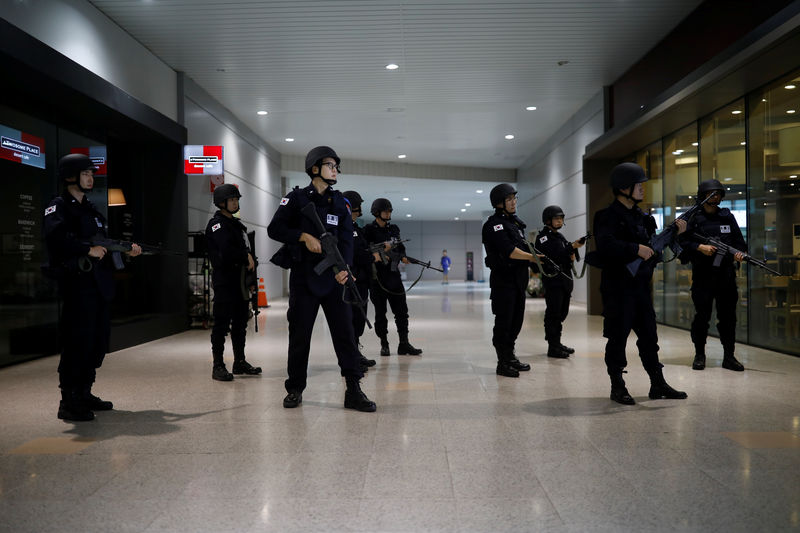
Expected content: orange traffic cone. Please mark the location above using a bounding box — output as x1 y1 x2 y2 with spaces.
257 277 269 307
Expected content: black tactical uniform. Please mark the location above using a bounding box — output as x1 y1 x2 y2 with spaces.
593 162 687 405
351 221 373 341
482 184 533 377
363 198 422 357
44 154 116 421
205 185 261 381
678 180 746 371
536 217 576 358
267 145 375 412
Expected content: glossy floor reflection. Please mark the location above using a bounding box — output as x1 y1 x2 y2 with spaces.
1 281 799 532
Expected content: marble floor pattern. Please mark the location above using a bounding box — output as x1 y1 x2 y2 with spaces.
1 281 799 533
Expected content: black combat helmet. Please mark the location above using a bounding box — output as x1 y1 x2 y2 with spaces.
305 146 341 178
542 205 565 225
343 190 364 211
490 183 517 208
610 162 648 191
58 153 97 181
371 198 393 218
697 179 725 200
213 184 241 207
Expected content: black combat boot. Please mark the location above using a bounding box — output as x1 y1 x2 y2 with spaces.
559 344 575 354
283 390 302 408
232 360 262 375
508 359 531 371
547 344 569 359
83 387 113 411
647 366 688 400
496 349 519 377
344 377 377 412
397 334 422 356
58 389 95 422
692 344 705 370
722 351 744 372
212 364 234 381
379 336 390 356
609 372 635 405
356 341 376 368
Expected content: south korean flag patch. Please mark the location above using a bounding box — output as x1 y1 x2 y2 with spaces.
45 205 56 216
720 225 731 234
211 223 221 232
539 235 548 244
493 224 504 232
280 197 290 206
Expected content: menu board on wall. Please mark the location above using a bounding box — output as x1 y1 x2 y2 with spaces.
0 124 46 169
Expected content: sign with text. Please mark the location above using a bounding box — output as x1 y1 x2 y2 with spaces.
0 124 45 169
184 145 223 175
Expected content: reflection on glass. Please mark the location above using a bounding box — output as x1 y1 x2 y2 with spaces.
748 70 800 353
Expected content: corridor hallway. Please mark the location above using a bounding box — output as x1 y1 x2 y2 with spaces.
1 281 799 532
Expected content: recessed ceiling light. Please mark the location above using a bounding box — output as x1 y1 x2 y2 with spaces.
738 191 743 194
786 84 796 89
465 203 471 207
385 63 399 70
476 189 483 194
285 138 294 142
526 106 537 111
402 197 409 201
257 110 268 115
727 187 731 190
504 134 515 140
791 175 798 178
740 141 746 145
762 98 768 102
397 154 407 159
692 142 699 146
769 189 774 192
454 217 460 220
788 110 797 114
406 214 412 217
460 208 466 212
731 110 742 115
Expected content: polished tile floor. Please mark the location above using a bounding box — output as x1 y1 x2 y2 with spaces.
1 281 799 532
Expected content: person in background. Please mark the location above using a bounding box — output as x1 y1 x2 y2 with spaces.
441 250 451 284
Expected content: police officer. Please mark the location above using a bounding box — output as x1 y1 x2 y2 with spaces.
678 179 746 371
205 184 262 381
482 184 535 378
267 146 375 412
593 162 687 404
536 205 584 358
342 190 377 371
364 198 423 357
44 153 142 421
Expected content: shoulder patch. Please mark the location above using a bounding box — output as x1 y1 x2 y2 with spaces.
211 223 221 232
280 198 290 206
493 224 504 232
45 205 56 216
720 225 731 234
539 235 548 243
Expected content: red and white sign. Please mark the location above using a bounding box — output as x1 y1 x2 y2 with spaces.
184 145 223 175
70 146 107 176
0 124 46 169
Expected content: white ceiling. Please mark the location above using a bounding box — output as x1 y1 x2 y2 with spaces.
88 0 702 172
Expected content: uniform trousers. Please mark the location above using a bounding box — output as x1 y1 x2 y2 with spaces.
490 284 526 360
286 280 362 393
58 278 110 390
351 281 370 340
211 299 249 360
601 277 661 375
370 280 409 338
690 272 738 352
543 280 572 346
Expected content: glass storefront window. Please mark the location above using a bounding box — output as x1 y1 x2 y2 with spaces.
633 142 665 320
748 70 800 353
699 99 748 343
662 125 698 329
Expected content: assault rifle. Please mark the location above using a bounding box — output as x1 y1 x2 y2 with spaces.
79 237 180 271
300 203 372 329
691 234 781 276
371 238 444 273
625 193 714 277
242 231 261 332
